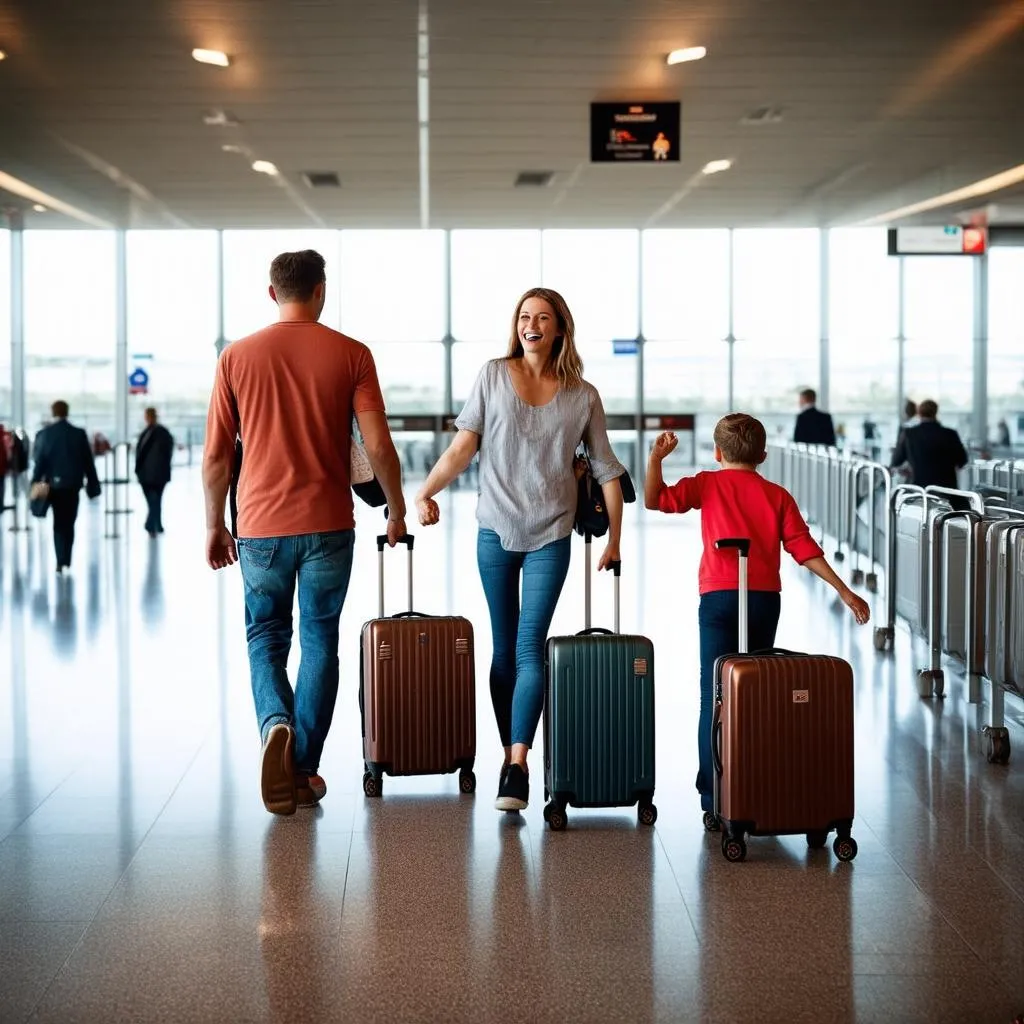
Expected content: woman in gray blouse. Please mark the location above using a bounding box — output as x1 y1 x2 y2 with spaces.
415 287 625 812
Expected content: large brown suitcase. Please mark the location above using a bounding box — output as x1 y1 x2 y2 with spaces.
712 538 857 863
360 535 476 797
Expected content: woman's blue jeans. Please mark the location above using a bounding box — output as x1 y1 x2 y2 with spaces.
477 529 571 748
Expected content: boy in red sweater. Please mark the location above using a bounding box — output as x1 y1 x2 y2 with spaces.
645 413 870 823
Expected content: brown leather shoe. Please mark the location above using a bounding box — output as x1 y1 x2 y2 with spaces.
260 724 296 815
296 774 327 807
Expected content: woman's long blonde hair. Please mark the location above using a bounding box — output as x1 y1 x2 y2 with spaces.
505 287 584 389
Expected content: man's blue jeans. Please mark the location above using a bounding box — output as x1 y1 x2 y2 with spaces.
477 528 572 748
237 530 355 774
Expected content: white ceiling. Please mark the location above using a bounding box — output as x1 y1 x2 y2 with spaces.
0 0 1022 229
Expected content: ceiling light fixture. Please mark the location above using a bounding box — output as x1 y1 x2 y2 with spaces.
702 159 733 175
251 160 279 176
0 169 113 227
861 162 1024 225
32 204 46 212
192 48 230 67
667 46 707 65
0 50 7 61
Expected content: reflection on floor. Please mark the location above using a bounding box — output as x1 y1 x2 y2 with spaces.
1 468 1023 1024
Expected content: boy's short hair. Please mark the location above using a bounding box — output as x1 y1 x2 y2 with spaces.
714 413 767 465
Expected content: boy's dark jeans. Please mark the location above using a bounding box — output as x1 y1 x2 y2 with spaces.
697 589 781 813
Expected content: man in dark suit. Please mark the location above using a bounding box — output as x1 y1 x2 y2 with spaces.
31 400 101 574
890 399 968 494
135 407 175 537
793 388 837 446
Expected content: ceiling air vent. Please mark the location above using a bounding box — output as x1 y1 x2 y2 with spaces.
515 171 555 187
741 105 784 125
303 171 340 188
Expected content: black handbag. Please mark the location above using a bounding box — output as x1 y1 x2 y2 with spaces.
29 480 50 519
573 449 636 538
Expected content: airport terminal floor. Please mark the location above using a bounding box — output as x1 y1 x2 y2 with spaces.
1 466 1023 1024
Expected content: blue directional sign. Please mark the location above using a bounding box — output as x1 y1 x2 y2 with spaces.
129 367 150 395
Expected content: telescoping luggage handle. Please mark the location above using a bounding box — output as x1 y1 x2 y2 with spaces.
715 538 750 654
376 533 416 618
582 532 622 635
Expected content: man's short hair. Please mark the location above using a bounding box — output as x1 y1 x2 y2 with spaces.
51 400 69 419
904 399 918 420
714 413 767 465
799 388 817 404
918 399 939 420
269 250 326 302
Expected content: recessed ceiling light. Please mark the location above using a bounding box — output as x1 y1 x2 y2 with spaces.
222 144 244 153
192 48 230 67
251 160 279 176
203 109 239 127
702 159 733 175
0 50 7 61
32 204 46 212
667 46 707 65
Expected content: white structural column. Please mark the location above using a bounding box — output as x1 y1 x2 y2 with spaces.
896 256 906 424
417 0 430 229
972 252 989 446
819 229 830 410
9 213 25 430
726 228 736 412
215 229 226 358
115 230 128 444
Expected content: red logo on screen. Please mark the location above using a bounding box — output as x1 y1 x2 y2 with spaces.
962 228 987 254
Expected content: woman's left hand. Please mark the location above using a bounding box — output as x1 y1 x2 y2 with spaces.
597 542 620 572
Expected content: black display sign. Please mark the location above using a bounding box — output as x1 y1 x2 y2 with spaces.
590 102 680 162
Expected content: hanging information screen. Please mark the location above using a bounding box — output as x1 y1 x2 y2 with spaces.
887 226 988 255
590 102 680 162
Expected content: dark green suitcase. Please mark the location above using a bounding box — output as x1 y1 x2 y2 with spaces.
542 537 657 831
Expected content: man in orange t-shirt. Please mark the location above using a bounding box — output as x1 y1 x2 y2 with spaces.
203 249 407 816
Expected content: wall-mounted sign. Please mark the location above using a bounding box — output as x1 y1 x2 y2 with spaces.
612 339 639 355
887 226 988 256
591 102 680 162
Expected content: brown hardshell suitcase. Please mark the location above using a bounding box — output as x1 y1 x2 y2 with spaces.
360 535 476 797
712 538 857 863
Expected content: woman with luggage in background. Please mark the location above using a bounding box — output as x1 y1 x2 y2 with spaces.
415 287 626 812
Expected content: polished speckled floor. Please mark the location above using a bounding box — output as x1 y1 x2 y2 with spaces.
1 463 1023 1024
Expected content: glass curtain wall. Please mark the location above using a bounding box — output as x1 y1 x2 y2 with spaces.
732 229 820 442
828 229 900 454
126 231 219 443
3 227 1016 469
0 229 10 423
988 247 1024 447
903 256 974 436
24 231 117 437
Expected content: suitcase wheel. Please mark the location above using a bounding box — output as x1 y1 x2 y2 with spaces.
984 727 1011 765
362 771 382 798
544 803 567 831
917 669 944 699
873 627 893 652
833 836 858 862
721 835 747 862
702 811 721 833
806 831 829 850
459 770 477 794
638 803 658 827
